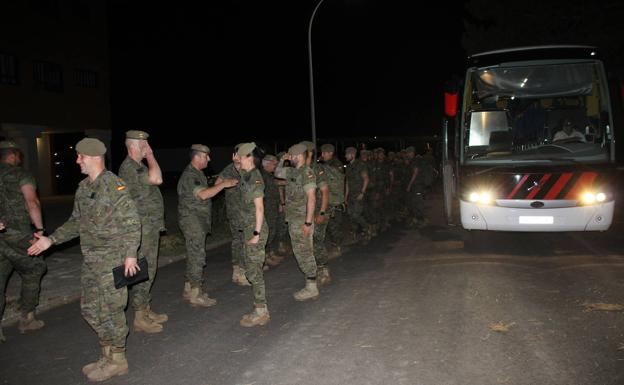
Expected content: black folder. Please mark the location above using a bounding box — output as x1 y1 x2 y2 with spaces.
112 257 149 289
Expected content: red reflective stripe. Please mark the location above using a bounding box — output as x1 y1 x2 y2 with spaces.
564 172 598 199
507 174 529 199
544 172 573 200
526 173 552 199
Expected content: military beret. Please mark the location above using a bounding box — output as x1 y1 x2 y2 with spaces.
299 140 315 151
288 143 307 156
405 146 416 153
125 130 149 140
345 146 357 154
191 144 210 154
0 140 19 150
76 138 107 156
320 143 335 152
237 142 256 157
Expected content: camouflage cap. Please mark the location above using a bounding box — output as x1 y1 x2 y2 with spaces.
191 144 210 154
234 143 245 152
76 138 106 156
288 143 307 156
125 130 149 140
0 140 20 150
320 143 335 152
345 146 357 154
405 146 416 153
237 142 256 157
299 140 315 152
263 154 277 162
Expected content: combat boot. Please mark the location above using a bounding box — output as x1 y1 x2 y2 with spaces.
82 343 111 375
317 266 332 286
188 286 217 307
240 304 270 327
146 305 168 324
232 265 251 286
17 312 44 334
182 281 192 300
133 309 163 333
85 348 128 382
293 279 319 301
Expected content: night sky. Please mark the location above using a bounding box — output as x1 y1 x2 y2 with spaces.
107 1 466 149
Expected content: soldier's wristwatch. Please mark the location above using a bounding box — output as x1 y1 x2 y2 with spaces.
304 222 312 227
253 230 260 236
319 211 326 216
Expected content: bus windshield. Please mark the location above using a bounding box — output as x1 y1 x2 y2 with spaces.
462 60 613 165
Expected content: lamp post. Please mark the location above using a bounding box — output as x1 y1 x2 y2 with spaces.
308 0 326 150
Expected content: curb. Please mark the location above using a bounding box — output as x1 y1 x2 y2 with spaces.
2 238 231 327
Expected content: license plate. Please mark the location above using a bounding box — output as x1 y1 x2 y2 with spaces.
519 216 554 224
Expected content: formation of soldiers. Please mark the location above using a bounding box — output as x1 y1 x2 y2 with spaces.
0 133 436 382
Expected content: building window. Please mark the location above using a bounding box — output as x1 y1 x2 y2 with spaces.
33 61 63 92
0 53 18 85
74 69 98 88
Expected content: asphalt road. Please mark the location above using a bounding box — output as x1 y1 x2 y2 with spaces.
1 223 624 385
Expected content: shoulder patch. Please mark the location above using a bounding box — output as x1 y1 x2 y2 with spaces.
115 178 126 191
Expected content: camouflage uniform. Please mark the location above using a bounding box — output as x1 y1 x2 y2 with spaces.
324 157 346 246
274 163 317 278
260 168 279 255
312 163 330 267
118 156 164 311
239 168 268 304
48 171 141 350
219 163 244 267
345 158 369 232
177 163 212 287
0 163 47 322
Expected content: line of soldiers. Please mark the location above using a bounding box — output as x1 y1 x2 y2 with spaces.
2 132 436 382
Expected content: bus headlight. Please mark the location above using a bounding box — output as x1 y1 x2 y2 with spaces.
468 191 493 205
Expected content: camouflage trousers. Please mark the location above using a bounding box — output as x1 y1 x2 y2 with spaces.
325 205 346 246
179 216 210 286
313 217 330 267
288 221 317 278
242 221 268 305
408 191 425 220
228 216 244 267
0 231 46 318
347 196 368 232
81 261 128 348
265 202 279 254
129 221 160 310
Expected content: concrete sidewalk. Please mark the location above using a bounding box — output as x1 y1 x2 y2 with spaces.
2 191 231 326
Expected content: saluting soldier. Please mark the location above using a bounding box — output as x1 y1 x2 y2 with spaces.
118 130 167 333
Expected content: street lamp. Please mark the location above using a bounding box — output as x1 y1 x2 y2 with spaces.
308 0 326 151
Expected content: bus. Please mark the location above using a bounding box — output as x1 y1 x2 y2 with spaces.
441 45 617 231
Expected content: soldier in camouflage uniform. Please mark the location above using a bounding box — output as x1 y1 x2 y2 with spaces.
118 130 167 334
260 154 282 267
320 143 346 257
405 146 426 227
216 145 249 286
345 146 371 240
28 138 141 382
300 141 332 286
0 140 47 342
236 143 270 327
275 143 319 301
178 144 238 307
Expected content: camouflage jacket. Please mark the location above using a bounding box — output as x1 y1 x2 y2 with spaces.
50 170 141 264
118 156 164 230
0 163 37 234
218 163 242 223
239 168 265 224
312 162 328 212
177 163 212 225
345 159 368 197
324 158 345 206
275 164 316 224
260 168 280 209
